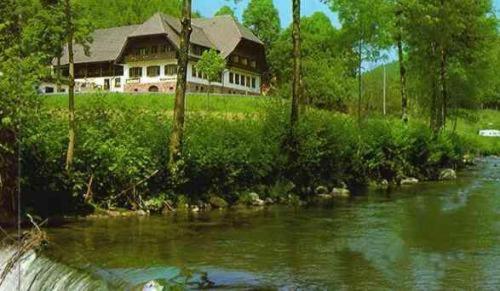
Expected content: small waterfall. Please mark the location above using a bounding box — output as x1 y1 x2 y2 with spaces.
0 247 108 291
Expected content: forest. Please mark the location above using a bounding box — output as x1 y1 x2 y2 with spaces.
0 0 499 222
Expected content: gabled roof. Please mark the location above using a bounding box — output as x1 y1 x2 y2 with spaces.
57 12 264 65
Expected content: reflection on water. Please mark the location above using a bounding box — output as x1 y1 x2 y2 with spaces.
43 157 500 290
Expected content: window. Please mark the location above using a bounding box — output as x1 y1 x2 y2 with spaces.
159 44 166 53
192 66 197 77
197 70 203 79
165 64 177 76
147 66 160 77
229 72 234 83
129 67 142 78
115 78 121 88
235 73 240 85
252 77 256 88
232 55 239 63
241 57 248 65
246 76 251 88
241 74 245 86
151 45 158 54
139 48 148 56
250 60 257 68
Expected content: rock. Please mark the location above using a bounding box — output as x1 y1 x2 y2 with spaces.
248 192 265 206
209 195 228 209
331 187 350 198
136 210 148 216
264 197 275 205
190 205 200 212
401 177 419 185
315 185 329 195
439 168 457 180
143 280 164 291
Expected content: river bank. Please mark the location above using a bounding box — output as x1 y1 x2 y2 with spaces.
2 156 499 290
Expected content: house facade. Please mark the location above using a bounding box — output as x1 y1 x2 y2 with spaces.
53 13 266 95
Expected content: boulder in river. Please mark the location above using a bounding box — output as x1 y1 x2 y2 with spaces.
209 195 228 209
331 187 350 198
248 192 265 206
439 168 457 180
315 185 329 195
143 280 164 291
401 177 419 185
265 197 275 205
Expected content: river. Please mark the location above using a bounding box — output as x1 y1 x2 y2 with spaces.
1 157 499 290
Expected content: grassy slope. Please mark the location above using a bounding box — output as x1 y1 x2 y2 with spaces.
42 93 499 154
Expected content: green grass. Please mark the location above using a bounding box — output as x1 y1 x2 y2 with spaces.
42 93 499 155
451 110 500 155
43 93 277 114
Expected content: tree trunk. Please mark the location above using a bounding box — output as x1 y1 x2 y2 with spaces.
439 47 448 130
357 33 363 123
0 129 18 226
64 0 76 171
395 3 408 123
168 0 192 171
56 56 62 93
290 0 301 129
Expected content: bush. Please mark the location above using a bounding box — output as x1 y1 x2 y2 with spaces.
21 94 474 216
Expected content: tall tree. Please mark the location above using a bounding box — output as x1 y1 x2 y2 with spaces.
214 5 237 20
290 0 301 128
327 0 392 121
168 0 192 173
242 0 281 51
394 0 408 123
62 0 92 171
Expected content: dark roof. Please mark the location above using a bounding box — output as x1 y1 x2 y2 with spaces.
58 13 263 65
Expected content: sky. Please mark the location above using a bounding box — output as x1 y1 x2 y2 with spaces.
194 0 499 29
193 0 340 28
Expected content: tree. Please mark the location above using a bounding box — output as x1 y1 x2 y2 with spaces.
214 5 237 20
242 0 281 51
168 0 192 174
0 0 44 225
196 49 226 97
290 0 301 129
326 0 392 122
403 0 496 132
269 12 355 111
62 0 93 171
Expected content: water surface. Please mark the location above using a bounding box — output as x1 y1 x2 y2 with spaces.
42 157 500 290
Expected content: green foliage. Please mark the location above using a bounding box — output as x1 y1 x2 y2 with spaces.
242 0 281 50
20 93 479 216
214 5 237 20
269 12 356 110
195 49 226 92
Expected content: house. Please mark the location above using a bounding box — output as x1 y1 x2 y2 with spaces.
53 13 266 95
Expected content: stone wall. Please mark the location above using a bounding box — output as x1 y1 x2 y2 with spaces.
124 81 260 95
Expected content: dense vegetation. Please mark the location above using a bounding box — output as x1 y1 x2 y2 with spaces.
1 0 499 221
18 93 497 216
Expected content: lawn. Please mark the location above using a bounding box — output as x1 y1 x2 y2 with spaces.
42 92 278 114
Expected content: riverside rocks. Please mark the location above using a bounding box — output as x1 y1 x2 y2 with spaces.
401 177 419 185
439 168 457 180
248 192 265 206
209 196 228 209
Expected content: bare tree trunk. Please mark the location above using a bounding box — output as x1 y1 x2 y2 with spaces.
290 0 301 129
439 47 448 130
56 56 62 93
395 3 408 123
64 0 75 171
397 36 408 123
168 0 192 171
357 35 363 123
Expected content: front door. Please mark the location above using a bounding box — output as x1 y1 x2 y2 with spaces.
104 79 110 90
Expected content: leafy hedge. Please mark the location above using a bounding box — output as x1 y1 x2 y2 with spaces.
21 97 472 216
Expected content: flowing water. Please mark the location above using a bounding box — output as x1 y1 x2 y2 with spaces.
1 157 499 290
